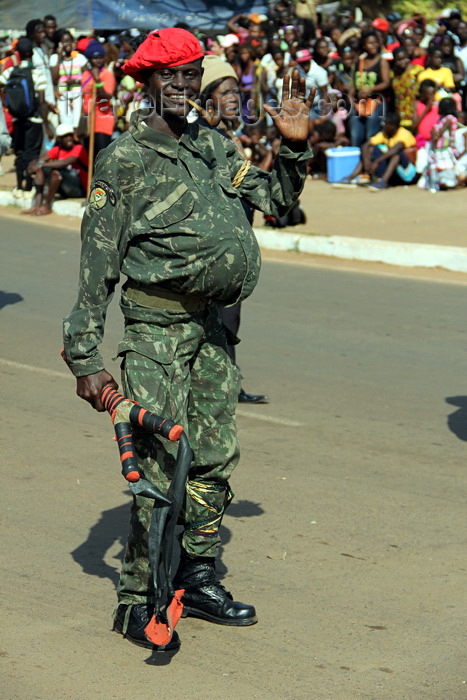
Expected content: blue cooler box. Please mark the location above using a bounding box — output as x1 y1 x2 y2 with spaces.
325 147 361 183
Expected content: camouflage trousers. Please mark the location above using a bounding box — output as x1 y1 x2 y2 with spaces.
116 306 240 605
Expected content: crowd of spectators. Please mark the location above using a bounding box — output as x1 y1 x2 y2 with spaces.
1 3 467 215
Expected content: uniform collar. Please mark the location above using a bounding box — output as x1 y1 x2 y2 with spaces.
129 109 215 159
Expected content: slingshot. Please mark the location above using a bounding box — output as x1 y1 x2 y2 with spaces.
61 345 193 646
100 387 193 646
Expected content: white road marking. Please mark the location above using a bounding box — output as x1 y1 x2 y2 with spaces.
0 359 305 426
0 358 69 379
236 408 304 427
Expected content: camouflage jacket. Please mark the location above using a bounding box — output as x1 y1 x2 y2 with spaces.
63 109 312 377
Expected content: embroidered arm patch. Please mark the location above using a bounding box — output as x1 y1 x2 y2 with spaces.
89 180 117 210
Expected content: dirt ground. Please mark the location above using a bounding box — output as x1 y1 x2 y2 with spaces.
0 160 466 700
1 151 466 248
287 178 467 248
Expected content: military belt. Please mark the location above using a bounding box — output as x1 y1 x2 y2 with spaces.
126 282 210 312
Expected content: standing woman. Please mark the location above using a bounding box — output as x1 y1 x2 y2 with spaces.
391 46 423 129
238 43 258 123
272 50 290 106
439 34 465 110
349 30 390 147
223 40 242 80
439 35 465 89
81 40 116 159
313 38 334 71
50 30 88 132
198 54 269 404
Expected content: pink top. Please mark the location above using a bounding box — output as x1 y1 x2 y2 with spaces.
415 101 439 146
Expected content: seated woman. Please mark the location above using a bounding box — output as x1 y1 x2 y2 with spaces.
333 112 417 191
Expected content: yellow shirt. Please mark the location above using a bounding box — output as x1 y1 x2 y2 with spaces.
370 127 416 149
417 66 455 90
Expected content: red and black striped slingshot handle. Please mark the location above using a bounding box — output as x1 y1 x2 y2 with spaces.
101 387 184 484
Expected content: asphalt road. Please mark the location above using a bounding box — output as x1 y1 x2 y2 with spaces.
1 213 466 700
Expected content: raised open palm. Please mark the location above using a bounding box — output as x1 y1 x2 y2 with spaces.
264 69 316 143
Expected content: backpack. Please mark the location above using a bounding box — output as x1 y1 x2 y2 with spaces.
5 65 38 119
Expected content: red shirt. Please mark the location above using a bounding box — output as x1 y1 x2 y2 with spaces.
415 101 439 144
47 143 89 190
81 68 116 135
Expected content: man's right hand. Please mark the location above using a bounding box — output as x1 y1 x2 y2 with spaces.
76 370 118 412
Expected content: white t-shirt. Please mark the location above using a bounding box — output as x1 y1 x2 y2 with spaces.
304 61 329 91
32 46 55 104
296 60 328 106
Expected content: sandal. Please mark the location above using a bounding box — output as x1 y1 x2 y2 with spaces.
355 174 371 186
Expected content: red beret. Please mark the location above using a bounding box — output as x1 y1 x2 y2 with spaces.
122 28 204 82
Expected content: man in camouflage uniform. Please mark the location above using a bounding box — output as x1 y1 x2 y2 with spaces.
63 28 314 652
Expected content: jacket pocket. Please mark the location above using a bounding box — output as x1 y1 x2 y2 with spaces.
115 332 178 366
145 183 194 229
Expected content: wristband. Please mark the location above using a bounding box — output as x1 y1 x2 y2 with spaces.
94 81 104 88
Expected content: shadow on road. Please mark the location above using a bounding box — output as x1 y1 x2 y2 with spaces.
71 501 128 587
225 499 264 518
144 647 181 665
71 497 264 587
0 290 23 310
445 396 467 442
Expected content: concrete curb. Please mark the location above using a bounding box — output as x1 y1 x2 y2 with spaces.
254 228 467 273
2 190 466 273
0 190 85 218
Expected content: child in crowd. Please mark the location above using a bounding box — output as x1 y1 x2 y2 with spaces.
308 119 349 176
328 45 356 95
418 97 465 190
413 79 438 148
333 112 417 191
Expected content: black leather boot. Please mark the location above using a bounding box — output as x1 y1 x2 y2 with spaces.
173 555 257 626
238 388 269 404
113 603 181 651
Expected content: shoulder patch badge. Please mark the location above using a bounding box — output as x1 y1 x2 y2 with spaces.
89 180 116 210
